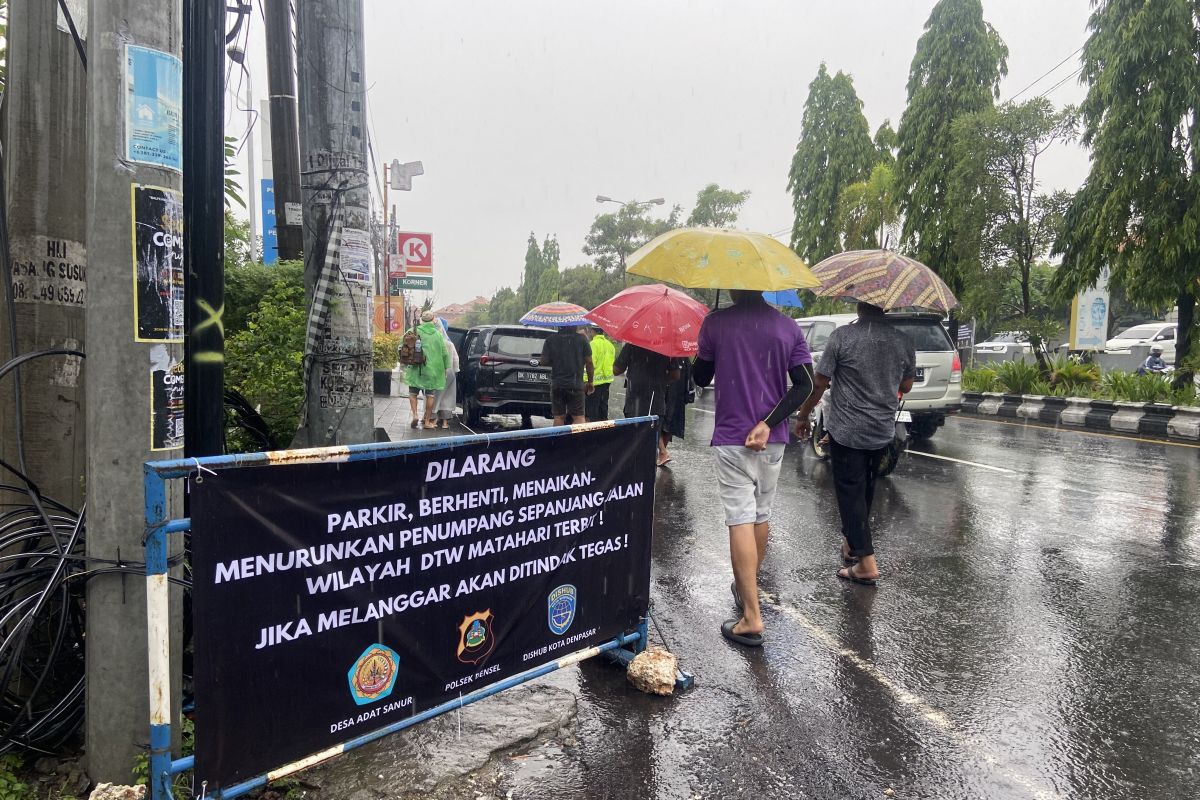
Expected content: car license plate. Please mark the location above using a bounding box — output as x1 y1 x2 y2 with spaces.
897 410 912 423
517 371 547 383
915 367 926 381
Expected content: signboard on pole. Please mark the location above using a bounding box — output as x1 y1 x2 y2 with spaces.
189 422 656 790
261 179 279 265
1069 267 1110 351
124 45 182 172
396 232 432 290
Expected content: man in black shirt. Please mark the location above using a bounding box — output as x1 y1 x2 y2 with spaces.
541 325 595 425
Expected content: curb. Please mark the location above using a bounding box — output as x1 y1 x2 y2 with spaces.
962 392 1200 444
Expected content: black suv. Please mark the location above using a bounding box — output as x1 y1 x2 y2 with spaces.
451 324 555 427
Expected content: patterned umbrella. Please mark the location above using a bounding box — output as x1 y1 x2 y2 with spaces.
520 301 590 327
585 284 709 357
809 250 958 312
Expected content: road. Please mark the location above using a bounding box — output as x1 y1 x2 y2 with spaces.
435 390 1200 800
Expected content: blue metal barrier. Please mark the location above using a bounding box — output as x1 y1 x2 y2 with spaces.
143 420 651 800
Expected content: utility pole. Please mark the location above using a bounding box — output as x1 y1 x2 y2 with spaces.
183 0 227 459
0 0 88 513
85 0 185 782
293 0 374 447
263 0 304 262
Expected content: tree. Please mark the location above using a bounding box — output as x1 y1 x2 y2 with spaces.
873 121 898 167
558 265 623 310
787 64 877 263
534 235 561 304
896 0 1008 301
1052 0 1200 388
583 203 681 275
686 184 750 228
837 162 901 251
948 99 1076 362
224 209 252 270
520 233 544 309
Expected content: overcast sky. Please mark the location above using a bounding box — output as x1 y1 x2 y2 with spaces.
230 0 1094 307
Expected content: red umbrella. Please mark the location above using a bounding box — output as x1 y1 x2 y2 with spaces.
585 284 709 357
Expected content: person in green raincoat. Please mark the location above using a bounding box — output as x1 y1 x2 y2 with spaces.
406 311 450 429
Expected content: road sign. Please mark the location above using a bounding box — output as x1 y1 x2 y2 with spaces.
260 179 278 264
396 232 432 273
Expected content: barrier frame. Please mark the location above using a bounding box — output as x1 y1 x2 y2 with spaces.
143 420 652 800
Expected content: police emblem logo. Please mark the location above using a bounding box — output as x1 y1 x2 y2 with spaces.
346 643 399 706
456 610 496 665
547 584 577 636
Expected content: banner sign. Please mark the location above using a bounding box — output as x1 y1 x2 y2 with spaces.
1070 267 1110 351
261 179 278 265
398 274 433 291
190 422 656 789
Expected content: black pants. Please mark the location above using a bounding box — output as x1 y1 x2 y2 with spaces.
829 436 887 558
586 382 610 421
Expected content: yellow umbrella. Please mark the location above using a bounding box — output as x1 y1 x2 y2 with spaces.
625 227 819 291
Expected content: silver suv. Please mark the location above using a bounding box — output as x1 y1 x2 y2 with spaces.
797 312 962 439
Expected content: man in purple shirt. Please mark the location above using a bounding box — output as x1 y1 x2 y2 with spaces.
694 290 814 647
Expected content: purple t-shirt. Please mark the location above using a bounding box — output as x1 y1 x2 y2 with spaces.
698 302 813 446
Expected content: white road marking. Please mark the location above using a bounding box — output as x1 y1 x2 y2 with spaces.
906 449 1016 474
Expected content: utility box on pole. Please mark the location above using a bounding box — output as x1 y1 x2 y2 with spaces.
85 0 185 781
293 0 374 447
0 0 88 512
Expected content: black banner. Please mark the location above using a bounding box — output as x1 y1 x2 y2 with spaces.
190 422 656 788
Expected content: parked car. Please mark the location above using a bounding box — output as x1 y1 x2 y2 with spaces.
1105 322 1177 363
454 324 555 427
973 331 1033 357
797 312 962 440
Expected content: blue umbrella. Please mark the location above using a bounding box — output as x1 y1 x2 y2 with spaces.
762 289 804 308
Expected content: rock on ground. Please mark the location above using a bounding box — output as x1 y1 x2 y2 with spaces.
626 648 678 696
88 785 146 800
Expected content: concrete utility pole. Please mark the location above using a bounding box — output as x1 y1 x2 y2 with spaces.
0 0 88 512
263 0 304 262
293 0 374 447
85 0 185 781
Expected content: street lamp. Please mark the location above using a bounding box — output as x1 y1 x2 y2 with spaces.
227 45 258 263
594 195 666 285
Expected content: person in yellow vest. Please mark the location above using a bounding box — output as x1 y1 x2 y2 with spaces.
585 326 615 421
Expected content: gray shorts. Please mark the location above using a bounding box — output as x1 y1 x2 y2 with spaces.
712 443 786 526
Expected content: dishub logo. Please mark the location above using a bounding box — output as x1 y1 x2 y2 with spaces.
456 610 496 665
547 584 577 636
347 644 399 706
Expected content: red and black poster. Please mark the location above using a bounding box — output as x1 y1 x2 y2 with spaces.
189 421 657 789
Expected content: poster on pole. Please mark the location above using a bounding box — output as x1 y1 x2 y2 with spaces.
1069 267 1110 351
149 344 184 451
190 422 656 789
124 45 182 171
339 228 373 284
132 185 185 342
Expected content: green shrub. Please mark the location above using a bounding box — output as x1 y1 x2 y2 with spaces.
962 366 1000 393
1101 370 1175 404
0 754 27 800
225 260 304 336
373 333 401 370
994 360 1042 395
225 267 306 448
1048 355 1100 393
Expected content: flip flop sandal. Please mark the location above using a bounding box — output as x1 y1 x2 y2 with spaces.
837 565 877 586
410 419 418 429
841 551 861 566
731 580 743 610
721 620 763 648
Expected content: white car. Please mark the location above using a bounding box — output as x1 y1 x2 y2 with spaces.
1105 322 1177 363
974 332 1032 357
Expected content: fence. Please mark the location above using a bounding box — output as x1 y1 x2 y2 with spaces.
143 420 653 799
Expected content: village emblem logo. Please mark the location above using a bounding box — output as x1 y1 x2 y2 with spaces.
347 644 399 706
547 585 577 636
457 610 496 665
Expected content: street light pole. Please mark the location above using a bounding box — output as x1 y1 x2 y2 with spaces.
228 46 258 262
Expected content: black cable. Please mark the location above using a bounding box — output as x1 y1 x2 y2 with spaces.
1009 46 1082 102
55 0 87 71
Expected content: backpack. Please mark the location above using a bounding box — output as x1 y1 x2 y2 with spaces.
399 328 426 367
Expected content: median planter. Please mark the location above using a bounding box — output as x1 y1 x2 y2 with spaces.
962 391 1200 445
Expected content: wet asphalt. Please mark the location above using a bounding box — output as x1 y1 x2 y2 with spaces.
442 388 1200 800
